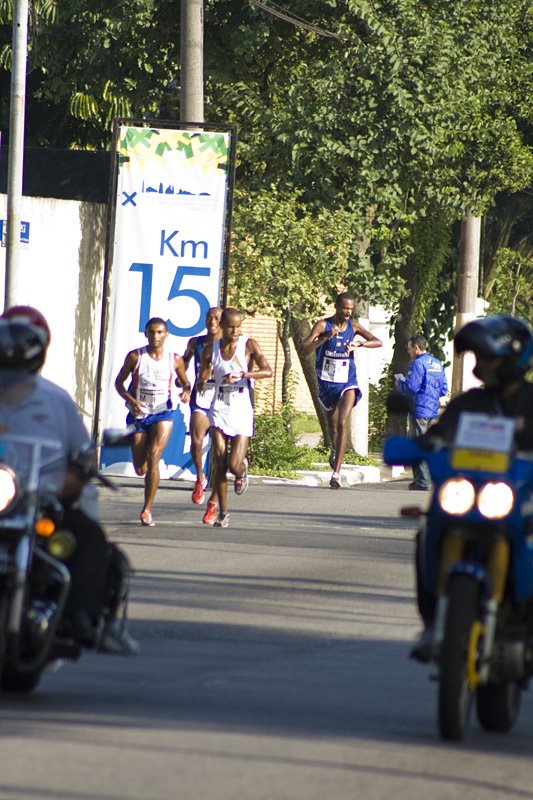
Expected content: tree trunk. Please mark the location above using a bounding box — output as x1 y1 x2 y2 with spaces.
277 308 293 435
387 262 419 436
277 308 292 407
290 316 332 449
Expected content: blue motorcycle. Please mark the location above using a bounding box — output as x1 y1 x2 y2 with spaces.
384 410 533 740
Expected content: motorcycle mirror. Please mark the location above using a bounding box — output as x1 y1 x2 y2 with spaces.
386 391 413 415
101 425 137 447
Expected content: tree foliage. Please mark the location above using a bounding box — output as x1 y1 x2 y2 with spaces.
0 0 531 386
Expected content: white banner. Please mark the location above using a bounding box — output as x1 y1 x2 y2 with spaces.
99 123 235 476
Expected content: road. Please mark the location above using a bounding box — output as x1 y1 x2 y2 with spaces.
1 477 533 800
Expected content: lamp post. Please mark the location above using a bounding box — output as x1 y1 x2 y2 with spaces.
180 0 204 124
5 0 29 309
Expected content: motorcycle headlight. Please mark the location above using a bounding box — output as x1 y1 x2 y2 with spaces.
477 482 514 519
438 478 476 515
0 466 19 514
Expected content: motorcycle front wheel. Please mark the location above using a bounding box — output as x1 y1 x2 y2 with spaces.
476 682 521 732
438 574 481 741
0 662 42 693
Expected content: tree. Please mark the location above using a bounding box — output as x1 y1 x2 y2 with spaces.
1 0 532 429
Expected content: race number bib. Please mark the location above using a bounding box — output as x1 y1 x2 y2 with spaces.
195 380 216 411
139 390 169 415
218 385 244 406
321 356 349 384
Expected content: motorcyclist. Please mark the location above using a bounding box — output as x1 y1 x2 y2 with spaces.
0 307 139 655
411 314 533 661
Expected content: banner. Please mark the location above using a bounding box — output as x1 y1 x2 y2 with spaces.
98 122 236 476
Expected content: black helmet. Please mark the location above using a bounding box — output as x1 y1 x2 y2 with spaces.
455 315 533 383
0 319 47 373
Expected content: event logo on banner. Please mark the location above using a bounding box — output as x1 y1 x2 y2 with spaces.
99 123 235 477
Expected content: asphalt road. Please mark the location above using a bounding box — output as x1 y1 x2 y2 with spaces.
1 477 533 800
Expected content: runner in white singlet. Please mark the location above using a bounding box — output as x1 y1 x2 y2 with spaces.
196 307 272 528
114 317 191 526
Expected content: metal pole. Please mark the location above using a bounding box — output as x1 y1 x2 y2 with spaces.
5 0 29 309
180 0 204 123
451 210 481 395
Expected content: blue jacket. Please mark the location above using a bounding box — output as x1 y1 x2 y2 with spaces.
398 352 448 419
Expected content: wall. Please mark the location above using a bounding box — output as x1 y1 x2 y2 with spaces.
0 194 107 429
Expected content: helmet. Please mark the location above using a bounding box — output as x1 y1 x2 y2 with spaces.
0 319 47 373
455 315 533 383
1 305 51 347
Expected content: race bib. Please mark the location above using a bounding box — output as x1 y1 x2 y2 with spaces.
139 390 169 415
218 385 243 406
196 381 216 411
321 356 349 383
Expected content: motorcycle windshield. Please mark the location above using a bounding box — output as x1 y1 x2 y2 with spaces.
0 371 67 496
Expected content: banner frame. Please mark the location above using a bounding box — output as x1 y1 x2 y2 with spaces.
93 118 238 446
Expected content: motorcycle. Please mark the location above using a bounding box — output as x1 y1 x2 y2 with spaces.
384 404 533 740
0 389 130 694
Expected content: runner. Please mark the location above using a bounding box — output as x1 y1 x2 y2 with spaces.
300 291 382 488
182 306 223 505
196 307 272 527
114 317 191 526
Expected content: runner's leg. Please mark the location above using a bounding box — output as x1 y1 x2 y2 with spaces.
130 431 149 476
228 435 249 478
143 420 173 513
210 427 229 514
190 411 210 483
332 389 356 473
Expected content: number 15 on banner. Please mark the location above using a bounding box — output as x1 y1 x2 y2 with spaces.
130 262 212 337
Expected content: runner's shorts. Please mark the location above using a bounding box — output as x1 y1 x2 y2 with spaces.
317 380 362 412
126 408 175 432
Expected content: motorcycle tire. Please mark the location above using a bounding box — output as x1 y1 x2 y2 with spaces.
476 682 521 733
438 574 480 741
0 663 42 693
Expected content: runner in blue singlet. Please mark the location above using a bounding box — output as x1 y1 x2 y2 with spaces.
300 291 382 489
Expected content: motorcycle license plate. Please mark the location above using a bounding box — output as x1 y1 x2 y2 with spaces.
451 448 510 473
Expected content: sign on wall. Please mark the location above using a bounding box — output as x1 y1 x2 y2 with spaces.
98 121 236 476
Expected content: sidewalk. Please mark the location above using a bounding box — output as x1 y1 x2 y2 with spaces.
100 432 406 490
279 431 406 488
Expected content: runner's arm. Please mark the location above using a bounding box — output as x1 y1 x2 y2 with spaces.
244 339 273 380
298 320 334 356
114 351 145 417
350 322 382 349
181 337 197 371
196 343 214 392
174 355 191 403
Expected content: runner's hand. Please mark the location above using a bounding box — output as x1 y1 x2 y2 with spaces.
224 371 244 384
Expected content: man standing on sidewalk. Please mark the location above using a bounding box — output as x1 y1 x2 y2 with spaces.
182 307 223 505
114 317 191 526
396 333 448 491
197 307 272 528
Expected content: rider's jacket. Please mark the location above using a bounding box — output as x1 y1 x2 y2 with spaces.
421 381 533 451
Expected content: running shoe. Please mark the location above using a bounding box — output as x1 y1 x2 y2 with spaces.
214 512 230 528
234 458 249 495
192 477 208 505
202 501 218 525
140 510 155 526
329 472 341 490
